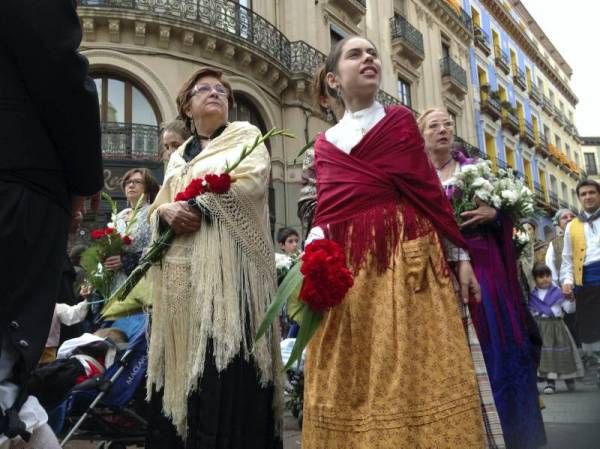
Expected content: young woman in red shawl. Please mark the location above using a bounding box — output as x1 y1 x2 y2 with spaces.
301 36 486 449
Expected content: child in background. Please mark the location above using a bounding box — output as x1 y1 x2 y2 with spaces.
529 263 584 394
275 227 300 337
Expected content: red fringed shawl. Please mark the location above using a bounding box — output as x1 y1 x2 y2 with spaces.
313 106 466 273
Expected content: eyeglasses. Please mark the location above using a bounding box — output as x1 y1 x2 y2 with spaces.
124 179 144 186
190 83 228 97
428 121 454 130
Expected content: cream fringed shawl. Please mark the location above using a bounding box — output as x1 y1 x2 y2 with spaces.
146 121 282 437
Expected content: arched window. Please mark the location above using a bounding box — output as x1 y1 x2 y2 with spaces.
92 74 161 160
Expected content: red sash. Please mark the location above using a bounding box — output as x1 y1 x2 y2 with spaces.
313 106 465 272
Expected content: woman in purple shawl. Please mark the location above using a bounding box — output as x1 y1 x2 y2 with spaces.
418 108 546 449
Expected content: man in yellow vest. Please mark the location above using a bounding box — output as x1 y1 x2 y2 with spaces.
561 179 600 380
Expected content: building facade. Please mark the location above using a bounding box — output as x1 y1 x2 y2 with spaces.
465 0 584 238
76 0 584 243
582 137 600 182
75 0 480 241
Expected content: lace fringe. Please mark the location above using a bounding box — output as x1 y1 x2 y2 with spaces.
146 187 283 438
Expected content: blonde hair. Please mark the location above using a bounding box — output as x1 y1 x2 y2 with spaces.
416 107 451 134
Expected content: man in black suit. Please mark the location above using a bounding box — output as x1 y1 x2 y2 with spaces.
0 0 103 444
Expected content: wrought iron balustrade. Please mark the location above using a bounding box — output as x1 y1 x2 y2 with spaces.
473 26 491 54
101 122 160 160
440 56 467 90
390 14 424 56
80 0 293 69
290 41 325 77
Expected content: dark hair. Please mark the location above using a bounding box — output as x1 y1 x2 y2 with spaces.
314 35 378 109
121 168 160 203
312 64 329 115
576 179 600 196
176 67 234 131
532 263 552 279
277 227 299 244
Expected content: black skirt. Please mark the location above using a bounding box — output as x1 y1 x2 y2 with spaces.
145 340 282 449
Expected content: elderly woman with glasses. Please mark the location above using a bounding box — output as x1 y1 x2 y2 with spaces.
144 67 282 449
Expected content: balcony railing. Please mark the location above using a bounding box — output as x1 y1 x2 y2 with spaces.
473 26 491 55
533 182 547 203
438 0 473 32
542 96 555 115
500 104 520 135
390 14 424 62
496 158 508 170
555 111 567 127
80 0 331 78
454 136 487 160
529 84 542 105
494 45 510 74
519 120 536 147
479 86 502 120
512 66 527 91
290 40 325 77
440 56 467 92
548 192 559 209
101 122 160 160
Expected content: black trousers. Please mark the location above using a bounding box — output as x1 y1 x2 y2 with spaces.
0 181 68 376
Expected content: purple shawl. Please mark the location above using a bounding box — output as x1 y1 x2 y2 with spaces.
529 286 564 317
445 150 528 345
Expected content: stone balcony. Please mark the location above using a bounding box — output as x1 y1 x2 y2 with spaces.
500 103 520 135
101 121 160 161
473 26 491 56
78 0 323 98
440 56 468 99
529 84 542 105
494 46 510 75
390 14 425 68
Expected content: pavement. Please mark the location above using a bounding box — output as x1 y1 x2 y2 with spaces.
539 369 600 449
65 374 600 449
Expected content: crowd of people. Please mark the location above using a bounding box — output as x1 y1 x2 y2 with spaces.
1 2 598 449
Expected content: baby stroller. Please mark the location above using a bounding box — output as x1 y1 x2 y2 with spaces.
59 316 149 448
280 338 305 429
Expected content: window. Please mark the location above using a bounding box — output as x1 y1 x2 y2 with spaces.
561 182 568 201
585 153 598 175
93 74 160 159
330 24 346 49
555 134 561 150
93 75 159 126
397 77 412 108
565 143 571 160
441 40 450 59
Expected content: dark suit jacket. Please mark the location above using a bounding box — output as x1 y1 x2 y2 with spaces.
0 0 103 210
0 0 103 379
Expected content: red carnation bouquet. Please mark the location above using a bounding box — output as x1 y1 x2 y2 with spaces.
256 238 354 370
109 128 294 303
80 193 144 299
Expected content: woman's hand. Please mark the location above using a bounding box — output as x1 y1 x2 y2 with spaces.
460 197 497 228
104 255 123 271
455 260 481 304
158 201 202 235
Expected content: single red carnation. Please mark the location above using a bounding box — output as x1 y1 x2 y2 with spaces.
205 173 232 194
122 235 133 245
299 239 353 312
90 229 105 240
104 227 114 235
175 178 205 201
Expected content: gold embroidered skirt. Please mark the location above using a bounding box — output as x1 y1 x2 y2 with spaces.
302 233 485 449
